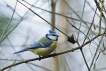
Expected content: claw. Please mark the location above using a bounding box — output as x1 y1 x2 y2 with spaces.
39 55 41 61
50 53 56 58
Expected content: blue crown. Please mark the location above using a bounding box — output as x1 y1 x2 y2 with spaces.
49 30 56 34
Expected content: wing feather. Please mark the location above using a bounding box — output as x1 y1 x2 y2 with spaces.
28 37 53 49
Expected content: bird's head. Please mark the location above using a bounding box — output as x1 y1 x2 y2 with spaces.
46 30 59 41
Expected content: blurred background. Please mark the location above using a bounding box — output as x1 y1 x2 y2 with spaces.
0 0 106 71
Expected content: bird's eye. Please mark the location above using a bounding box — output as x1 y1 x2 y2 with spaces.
52 34 59 37
52 34 56 36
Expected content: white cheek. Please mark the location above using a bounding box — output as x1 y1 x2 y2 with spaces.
48 36 57 40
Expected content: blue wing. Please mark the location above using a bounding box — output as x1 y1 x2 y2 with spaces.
14 36 53 54
29 36 53 49
29 42 52 49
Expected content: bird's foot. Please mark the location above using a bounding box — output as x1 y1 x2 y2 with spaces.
39 55 41 61
50 53 57 58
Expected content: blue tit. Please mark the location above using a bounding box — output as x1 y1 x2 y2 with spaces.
14 30 59 57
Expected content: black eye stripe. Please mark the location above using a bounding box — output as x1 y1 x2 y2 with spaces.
51 34 57 36
52 35 56 36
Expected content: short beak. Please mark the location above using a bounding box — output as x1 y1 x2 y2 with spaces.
56 35 59 37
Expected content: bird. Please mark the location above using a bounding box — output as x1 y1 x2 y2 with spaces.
13 30 59 60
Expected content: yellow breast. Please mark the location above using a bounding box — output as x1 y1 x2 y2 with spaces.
30 41 57 56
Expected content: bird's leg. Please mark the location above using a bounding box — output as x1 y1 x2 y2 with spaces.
50 53 57 58
39 55 41 61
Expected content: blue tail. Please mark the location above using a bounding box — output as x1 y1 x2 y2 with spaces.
14 48 29 54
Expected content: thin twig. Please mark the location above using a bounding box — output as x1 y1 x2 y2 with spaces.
63 56 72 71
7 37 35 71
63 0 90 30
67 19 90 41
82 7 97 44
17 0 69 37
99 0 104 34
90 32 105 70
23 0 92 24
0 0 39 43
0 0 18 41
94 0 106 19
76 41 90 71
77 0 86 41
